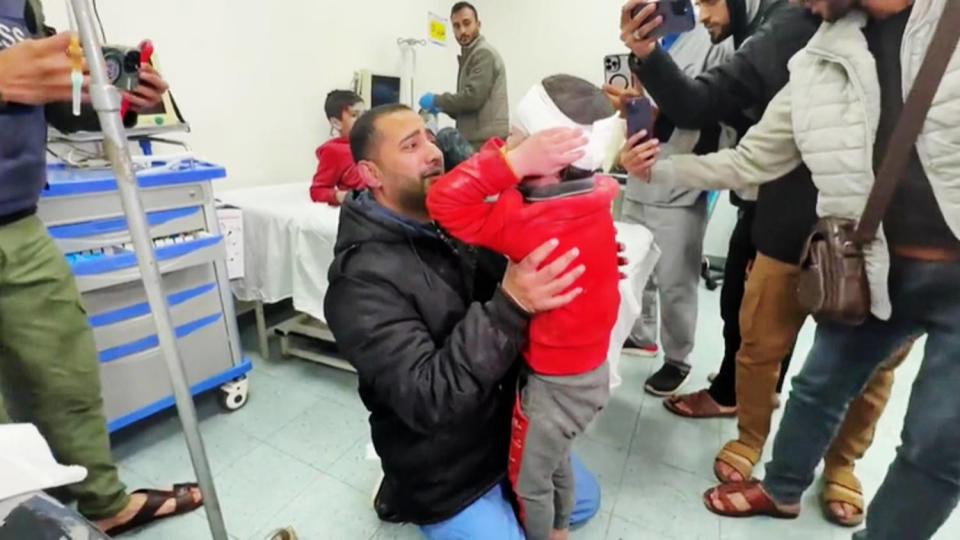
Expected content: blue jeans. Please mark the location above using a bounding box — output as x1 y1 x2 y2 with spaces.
420 453 601 539
762 257 960 540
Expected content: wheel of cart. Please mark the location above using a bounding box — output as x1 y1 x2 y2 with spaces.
218 376 250 411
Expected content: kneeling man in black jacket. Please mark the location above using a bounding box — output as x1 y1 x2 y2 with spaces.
323 103 602 539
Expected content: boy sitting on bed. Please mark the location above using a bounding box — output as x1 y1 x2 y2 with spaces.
426 74 622 540
310 90 367 206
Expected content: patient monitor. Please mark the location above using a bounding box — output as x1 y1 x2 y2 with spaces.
353 70 402 109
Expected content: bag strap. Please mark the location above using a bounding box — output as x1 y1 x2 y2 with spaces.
855 0 960 244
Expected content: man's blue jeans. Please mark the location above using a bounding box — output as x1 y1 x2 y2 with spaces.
420 453 600 539
762 257 960 540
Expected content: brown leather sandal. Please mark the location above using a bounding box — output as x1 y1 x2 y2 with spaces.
821 469 865 527
104 483 203 537
714 440 760 483
663 389 737 419
703 480 800 519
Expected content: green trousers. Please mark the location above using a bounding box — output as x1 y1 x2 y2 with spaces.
0 214 128 520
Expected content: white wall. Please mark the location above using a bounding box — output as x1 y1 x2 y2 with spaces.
44 0 736 255
43 0 488 189
480 0 628 112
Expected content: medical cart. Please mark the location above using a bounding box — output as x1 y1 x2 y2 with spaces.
37 160 252 433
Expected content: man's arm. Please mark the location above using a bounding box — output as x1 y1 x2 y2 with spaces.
630 6 818 129
325 267 529 435
649 84 802 190
434 49 497 115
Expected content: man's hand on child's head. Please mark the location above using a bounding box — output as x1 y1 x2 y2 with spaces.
620 132 660 181
501 239 585 314
506 127 588 180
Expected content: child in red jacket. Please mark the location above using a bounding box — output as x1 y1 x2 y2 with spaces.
310 90 367 205
427 75 622 540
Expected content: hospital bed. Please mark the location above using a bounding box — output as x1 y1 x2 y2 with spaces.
216 182 659 373
215 183 351 370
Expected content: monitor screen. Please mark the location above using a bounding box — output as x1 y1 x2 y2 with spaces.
371 75 401 107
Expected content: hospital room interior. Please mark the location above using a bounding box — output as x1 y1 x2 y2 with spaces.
4 0 960 538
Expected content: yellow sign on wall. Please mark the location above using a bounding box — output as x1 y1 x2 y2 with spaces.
429 12 447 46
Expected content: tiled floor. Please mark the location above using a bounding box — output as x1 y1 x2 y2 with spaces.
114 289 960 540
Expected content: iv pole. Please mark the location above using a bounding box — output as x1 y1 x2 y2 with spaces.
397 37 427 108
68 1 228 539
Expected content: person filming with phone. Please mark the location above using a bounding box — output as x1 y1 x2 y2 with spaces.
616 0 917 529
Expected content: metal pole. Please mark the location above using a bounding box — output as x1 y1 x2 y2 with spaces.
68 2 228 539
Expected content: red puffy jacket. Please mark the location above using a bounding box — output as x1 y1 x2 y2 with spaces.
310 136 366 205
427 139 620 376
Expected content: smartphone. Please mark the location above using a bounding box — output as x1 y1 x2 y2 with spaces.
604 53 632 89
631 0 696 40
625 97 653 145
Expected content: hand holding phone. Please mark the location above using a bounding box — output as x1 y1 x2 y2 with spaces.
620 0 696 60
624 96 653 145
631 0 696 39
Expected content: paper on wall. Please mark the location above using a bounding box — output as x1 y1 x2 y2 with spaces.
217 207 245 280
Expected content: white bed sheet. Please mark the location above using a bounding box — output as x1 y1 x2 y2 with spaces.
217 183 338 323
215 183 660 332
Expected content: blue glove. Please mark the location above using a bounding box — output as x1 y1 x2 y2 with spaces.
419 93 439 113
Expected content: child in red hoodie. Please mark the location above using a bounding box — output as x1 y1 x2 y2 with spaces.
310 90 367 205
427 75 622 540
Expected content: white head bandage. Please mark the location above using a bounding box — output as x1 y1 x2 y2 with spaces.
513 83 620 173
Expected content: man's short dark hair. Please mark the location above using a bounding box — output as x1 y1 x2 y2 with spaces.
350 104 412 162
451 1 478 19
324 90 363 121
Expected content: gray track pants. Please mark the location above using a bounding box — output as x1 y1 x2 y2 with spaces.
508 362 609 540
621 197 708 368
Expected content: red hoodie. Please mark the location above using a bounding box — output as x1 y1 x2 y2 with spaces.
310 136 366 205
426 139 620 376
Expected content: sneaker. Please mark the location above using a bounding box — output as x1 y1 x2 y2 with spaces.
645 363 691 396
623 338 659 357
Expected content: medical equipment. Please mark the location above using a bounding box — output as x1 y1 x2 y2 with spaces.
64 1 228 537
353 70 402 109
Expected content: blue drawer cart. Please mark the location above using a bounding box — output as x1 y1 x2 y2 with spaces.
39 160 252 433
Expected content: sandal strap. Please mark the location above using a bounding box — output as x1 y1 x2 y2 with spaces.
822 481 864 512
722 440 762 463
711 480 783 513
823 468 863 493
710 480 768 511
665 390 735 417
173 483 197 510
127 489 172 525
716 440 760 478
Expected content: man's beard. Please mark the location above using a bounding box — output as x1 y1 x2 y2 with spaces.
458 31 479 46
395 167 444 216
708 24 732 44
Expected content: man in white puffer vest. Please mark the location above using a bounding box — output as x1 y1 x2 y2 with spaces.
631 0 960 538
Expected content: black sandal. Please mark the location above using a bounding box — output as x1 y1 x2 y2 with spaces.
104 483 203 537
